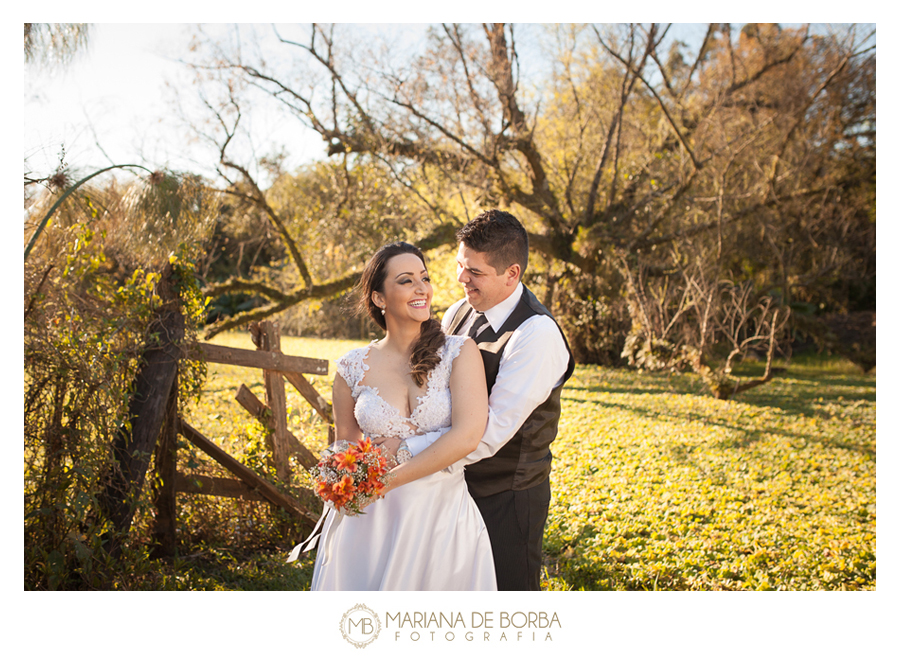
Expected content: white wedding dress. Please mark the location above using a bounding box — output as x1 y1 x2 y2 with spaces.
309 335 497 591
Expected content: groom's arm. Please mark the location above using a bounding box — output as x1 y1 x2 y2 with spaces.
404 314 569 463
457 315 568 464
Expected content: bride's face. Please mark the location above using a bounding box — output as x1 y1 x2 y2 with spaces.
374 253 433 325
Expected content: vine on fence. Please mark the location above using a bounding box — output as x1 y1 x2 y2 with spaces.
24 218 209 588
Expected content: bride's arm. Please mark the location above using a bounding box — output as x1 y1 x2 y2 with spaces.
332 373 363 445
380 338 488 493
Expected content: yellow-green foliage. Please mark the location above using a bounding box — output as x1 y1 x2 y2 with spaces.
545 359 875 590
24 230 211 590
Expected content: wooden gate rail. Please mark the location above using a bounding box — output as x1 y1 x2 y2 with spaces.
177 419 318 524
174 473 265 501
186 342 328 375
152 321 332 555
234 384 319 469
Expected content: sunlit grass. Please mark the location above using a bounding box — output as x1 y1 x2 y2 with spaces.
544 359 875 590
171 333 874 590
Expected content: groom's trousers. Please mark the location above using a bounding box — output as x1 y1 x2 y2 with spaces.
471 477 551 591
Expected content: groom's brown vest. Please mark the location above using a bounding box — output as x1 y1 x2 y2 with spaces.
446 286 575 498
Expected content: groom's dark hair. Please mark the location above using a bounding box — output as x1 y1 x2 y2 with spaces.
457 209 529 278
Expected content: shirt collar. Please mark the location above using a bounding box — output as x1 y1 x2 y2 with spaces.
482 282 523 332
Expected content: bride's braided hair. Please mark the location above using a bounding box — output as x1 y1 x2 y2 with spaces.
356 241 446 387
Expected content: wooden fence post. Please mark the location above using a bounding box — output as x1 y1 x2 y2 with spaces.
151 373 179 558
254 321 291 484
99 266 184 553
151 327 332 542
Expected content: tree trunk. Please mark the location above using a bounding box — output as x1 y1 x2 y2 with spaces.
99 267 184 554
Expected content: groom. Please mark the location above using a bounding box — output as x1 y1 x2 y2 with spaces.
408 209 574 590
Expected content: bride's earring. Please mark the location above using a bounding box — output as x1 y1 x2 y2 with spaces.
380 307 385 315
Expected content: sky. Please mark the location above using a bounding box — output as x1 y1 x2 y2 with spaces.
23 21 873 188
24 24 327 182
22 22 722 186
25 24 195 170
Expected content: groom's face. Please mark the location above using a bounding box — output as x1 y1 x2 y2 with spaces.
456 243 519 312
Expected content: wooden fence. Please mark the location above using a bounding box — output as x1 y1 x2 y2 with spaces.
152 320 330 555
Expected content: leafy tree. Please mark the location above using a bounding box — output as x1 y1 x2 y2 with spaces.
24 171 218 587
183 23 875 378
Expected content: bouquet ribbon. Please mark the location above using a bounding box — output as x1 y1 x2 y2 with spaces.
286 504 343 563
285 437 392 564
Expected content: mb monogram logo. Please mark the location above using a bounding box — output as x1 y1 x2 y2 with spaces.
340 604 382 648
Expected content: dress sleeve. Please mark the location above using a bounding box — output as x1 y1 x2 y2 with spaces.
335 348 366 398
442 334 467 364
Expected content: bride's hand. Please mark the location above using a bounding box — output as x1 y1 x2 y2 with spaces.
369 436 401 458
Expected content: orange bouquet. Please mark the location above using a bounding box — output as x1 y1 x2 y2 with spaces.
309 438 394 515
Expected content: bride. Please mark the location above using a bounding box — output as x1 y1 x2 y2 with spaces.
308 241 497 590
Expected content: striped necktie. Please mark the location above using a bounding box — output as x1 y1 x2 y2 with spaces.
467 312 489 338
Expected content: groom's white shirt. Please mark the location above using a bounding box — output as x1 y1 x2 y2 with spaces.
405 282 569 465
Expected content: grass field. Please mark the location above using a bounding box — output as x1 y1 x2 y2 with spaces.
167 333 875 591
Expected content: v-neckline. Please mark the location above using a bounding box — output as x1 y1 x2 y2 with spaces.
358 344 431 422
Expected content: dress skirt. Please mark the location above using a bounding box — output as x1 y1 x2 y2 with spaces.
310 458 496 591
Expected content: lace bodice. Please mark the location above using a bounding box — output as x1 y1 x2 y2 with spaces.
336 335 467 439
